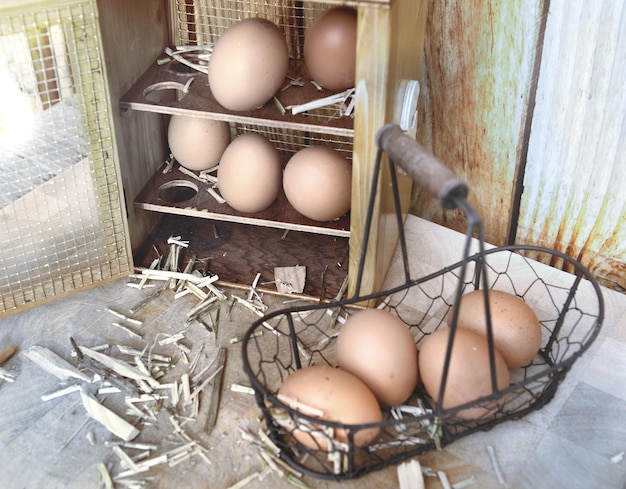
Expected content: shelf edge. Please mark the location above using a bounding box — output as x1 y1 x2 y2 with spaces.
134 202 351 238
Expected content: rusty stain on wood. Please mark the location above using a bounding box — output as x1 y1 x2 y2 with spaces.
516 1 626 291
414 0 545 246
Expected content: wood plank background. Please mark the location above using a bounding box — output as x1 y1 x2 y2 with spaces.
414 0 545 246
349 0 427 298
413 0 625 292
516 0 626 291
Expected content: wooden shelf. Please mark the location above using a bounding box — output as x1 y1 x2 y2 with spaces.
114 0 427 299
119 59 354 137
135 214 350 300
134 161 351 238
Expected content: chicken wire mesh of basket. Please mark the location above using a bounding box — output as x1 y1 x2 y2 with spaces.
241 124 604 480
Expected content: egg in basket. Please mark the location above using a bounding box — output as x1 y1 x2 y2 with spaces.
241 124 604 480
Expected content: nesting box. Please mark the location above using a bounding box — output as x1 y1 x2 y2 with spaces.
0 0 427 313
114 0 427 300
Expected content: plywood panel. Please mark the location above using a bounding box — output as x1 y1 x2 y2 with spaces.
414 0 545 246
96 0 170 252
516 0 626 291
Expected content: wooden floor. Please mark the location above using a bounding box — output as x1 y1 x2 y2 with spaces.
0 215 625 489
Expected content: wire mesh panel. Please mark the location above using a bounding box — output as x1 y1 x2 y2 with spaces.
168 0 350 122
242 126 605 479
243 245 604 479
171 0 332 59
0 1 131 314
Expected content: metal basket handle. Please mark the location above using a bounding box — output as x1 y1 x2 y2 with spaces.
376 123 468 209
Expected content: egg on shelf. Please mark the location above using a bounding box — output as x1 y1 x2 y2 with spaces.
217 133 282 213
336 308 419 407
277 365 382 450
167 115 231 171
208 17 289 111
447 289 542 369
418 328 510 420
304 6 357 91
283 146 352 221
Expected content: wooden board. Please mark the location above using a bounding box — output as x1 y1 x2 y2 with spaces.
134 162 350 237
413 0 545 246
119 59 354 137
134 214 350 300
96 0 170 254
515 0 626 291
348 0 428 298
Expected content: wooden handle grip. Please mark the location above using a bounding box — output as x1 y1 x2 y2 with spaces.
376 124 468 209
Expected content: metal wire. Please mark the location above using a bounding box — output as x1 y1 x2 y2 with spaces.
241 139 605 480
172 0 331 60
0 1 131 313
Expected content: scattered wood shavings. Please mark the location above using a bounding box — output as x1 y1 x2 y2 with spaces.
225 470 267 489
111 322 142 339
287 87 354 116
163 46 210 74
398 459 425 489
177 165 208 183
274 265 306 294
247 273 264 304
610 451 624 464
273 96 286 115
231 383 255 395
487 445 506 485
24 345 91 383
128 288 162 314
207 185 226 203
80 389 140 441
79 346 159 389
106 307 143 327
41 384 82 401
0 367 17 382
438 470 452 489
204 347 226 433
230 330 262 344
236 427 311 488
98 462 114 489
453 475 477 488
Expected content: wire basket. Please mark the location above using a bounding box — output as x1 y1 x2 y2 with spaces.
241 124 604 480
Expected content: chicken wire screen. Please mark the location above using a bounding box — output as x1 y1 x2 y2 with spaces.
0 1 131 314
171 0 333 59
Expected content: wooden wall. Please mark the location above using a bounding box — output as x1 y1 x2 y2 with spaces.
414 0 546 247
96 0 170 254
516 0 626 291
414 0 625 291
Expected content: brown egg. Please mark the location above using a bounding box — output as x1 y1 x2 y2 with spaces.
419 328 509 420
167 115 231 171
283 146 351 221
277 365 382 450
304 7 357 91
447 289 542 369
208 18 289 111
217 133 282 213
337 309 419 407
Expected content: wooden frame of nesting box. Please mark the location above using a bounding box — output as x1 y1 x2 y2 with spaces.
101 0 428 300
0 0 134 315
